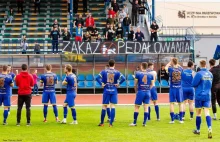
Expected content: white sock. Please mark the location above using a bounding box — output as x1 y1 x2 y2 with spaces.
214 113 217 118
63 118 66 121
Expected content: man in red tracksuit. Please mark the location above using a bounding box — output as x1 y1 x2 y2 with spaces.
15 64 34 126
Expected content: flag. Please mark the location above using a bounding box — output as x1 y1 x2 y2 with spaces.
213 45 220 60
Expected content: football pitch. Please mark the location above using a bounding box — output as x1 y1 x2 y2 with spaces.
0 106 219 142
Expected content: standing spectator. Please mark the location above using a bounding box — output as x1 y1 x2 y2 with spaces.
75 24 83 42
50 27 60 54
129 0 139 26
17 0 24 14
118 9 127 25
62 28 71 41
150 20 159 42
104 23 110 39
34 0 41 14
20 35 28 54
83 31 91 42
68 0 70 13
157 63 169 82
106 14 116 27
52 19 61 33
32 70 39 96
138 3 148 27
104 0 111 12
106 24 115 41
74 14 84 27
90 25 99 42
85 13 95 30
116 23 123 38
73 0 79 13
123 4 129 14
108 7 116 19
83 0 87 12
111 0 120 13
34 42 40 54
15 64 34 126
123 14 131 36
6 7 14 23
127 26 135 41
135 27 145 41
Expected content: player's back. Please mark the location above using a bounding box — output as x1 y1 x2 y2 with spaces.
40 72 57 92
0 74 12 95
168 66 183 88
8 72 15 80
65 73 77 92
182 69 194 88
136 71 153 91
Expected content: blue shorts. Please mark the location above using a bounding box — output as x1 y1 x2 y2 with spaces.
102 91 118 104
169 87 183 103
64 91 76 108
135 91 151 105
151 87 158 101
183 87 195 101
42 92 56 104
195 100 211 109
0 94 11 106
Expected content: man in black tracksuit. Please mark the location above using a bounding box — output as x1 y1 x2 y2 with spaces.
129 0 139 26
150 20 159 42
50 27 60 54
209 59 220 120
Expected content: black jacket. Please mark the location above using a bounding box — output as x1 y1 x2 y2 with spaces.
123 17 131 26
129 0 139 13
210 65 220 88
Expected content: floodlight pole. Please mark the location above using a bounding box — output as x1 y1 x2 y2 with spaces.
70 0 73 37
152 0 155 21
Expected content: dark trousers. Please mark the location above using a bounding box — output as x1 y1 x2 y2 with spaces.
211 87 220 114
52 40 58 53
33 84 38 95
34 3 40 13
83 0 87 12
131 12 137 26
150 33 158 42
17 95 32 123
17 2 23 14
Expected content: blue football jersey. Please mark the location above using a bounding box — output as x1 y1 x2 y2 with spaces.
64 73 77 92
182 69 194 88
8 72 15 80
192 68 213 101
168 66 183 88
0 74 13 95
40 73 57 92
135 71 154 91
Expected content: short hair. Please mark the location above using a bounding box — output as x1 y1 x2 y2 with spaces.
72 69 77 74
21 64 27 71
108 59 115 67
106 65 110 68
187 61 194 67
45 64 52 71
3 65 8 72
8 65 11 67
209 59 216 66
172 58 178 65
161 63 165 67
141 62 148 70
148 62 153 67
65 64 72 72
200 60 206 67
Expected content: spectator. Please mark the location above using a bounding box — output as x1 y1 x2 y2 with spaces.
104 0 111 12
111 0 120 13
106 14 116 26
83 0 87 12
116 23 123 38
17 0 24 14
85 13 95 30
96 34 103 42
106 24 115 41
50 27 60 54
6 7 14 23
157 63 169 82
127 26 135 41
34 0 41 14
123 14 131 36
20 35 28 54
118 9 127 25
34 42 41 54
135 27 144 41
62 28 71 41
150 20 159 42
52 19 61 33
68 0 70 13
73 0 79 13
83 31 91 42
90 25 98 42
75 24 83 42
74 14 84 27
32 69 39 96
15 64 34 126
129 0 139 26
138 3 148 27
123 4 129 14
108 7 116 19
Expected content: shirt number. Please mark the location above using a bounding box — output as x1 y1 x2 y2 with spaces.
0 78 5 88
46 77 55 86
107 73 115 84
142 75 147 84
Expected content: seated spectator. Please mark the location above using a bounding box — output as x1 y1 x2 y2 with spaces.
116 23 123 38
75 24 83 42
85 13 95 29
114 35 124 41
6 7 14 23
123 14 131 36
52 19 61 33
108 7 116 18
127 26 135 41
20 35 28 54
96 34 102 42
135 27 145 41
83 31 91 42
106 15 116 27
74 14 84 27
118 9 127 25
104 23 110 39
34 42 40 54
157 63 169 82
111 0 120 13
90 25 99 42
62 28 71 41
106 24 115 41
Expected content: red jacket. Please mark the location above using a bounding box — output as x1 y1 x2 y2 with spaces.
15 72 34 95
85 17 95 27
108 10 116 18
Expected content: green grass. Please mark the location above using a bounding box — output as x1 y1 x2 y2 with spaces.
0 106 219 142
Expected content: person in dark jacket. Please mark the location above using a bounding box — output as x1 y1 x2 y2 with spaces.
116 23 123 38
74 14 84 27
83 0 87 12
34 0 40 14
127 26 135 41
62 28 71 41
111 0 120 13
209 59 220 120
50 27 60 54
150 20 159 42
6 7 14 23
106 24 115 41
123 14 131 36
129 0 139 26
138 3 148 27
17 0 24 14
157 63 169 82
135 27 144 41
34 42 40 54
15 64 34 126
73 0 79 13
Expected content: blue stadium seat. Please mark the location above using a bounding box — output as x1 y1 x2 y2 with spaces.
161 80 169 87
57 75 61 81
78 74 85 81
155 80 160 87
95 81 101 88
128 80 135 87
78 81 85 88
86 81 94 88
120 81 127 88
127 74 134 80
86 74 94 81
